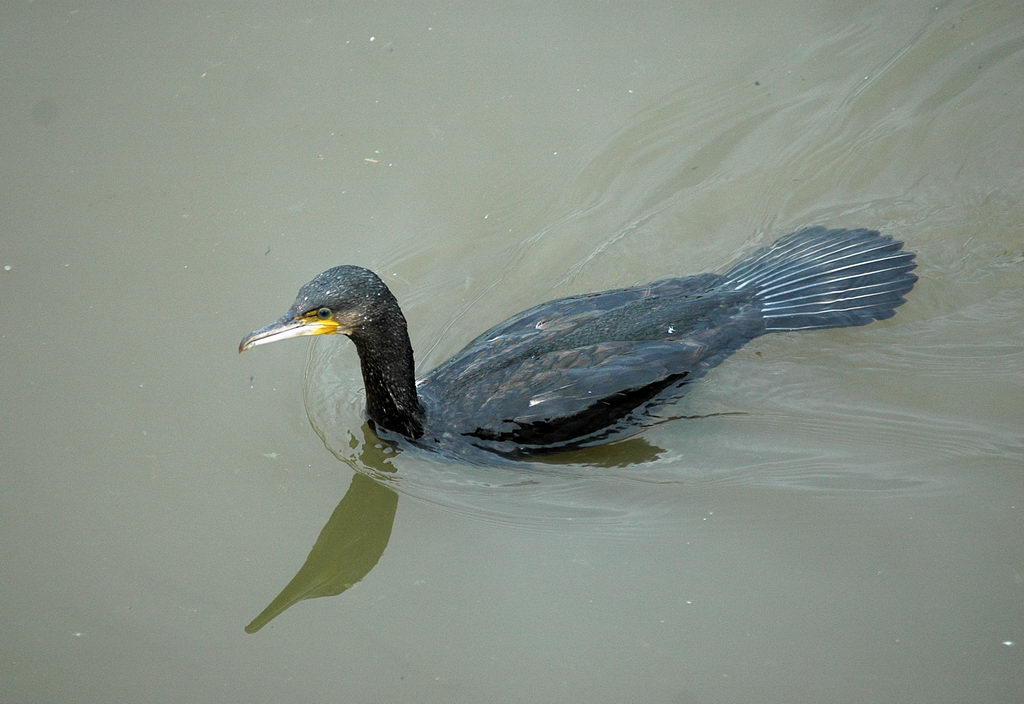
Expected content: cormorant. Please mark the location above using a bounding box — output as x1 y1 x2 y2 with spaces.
240 227 916 461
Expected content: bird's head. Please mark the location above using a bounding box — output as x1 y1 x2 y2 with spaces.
239 265 396 353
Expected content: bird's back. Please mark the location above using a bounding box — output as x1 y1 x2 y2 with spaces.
416 272 763 457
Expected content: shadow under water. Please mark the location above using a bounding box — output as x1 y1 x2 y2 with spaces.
246 430 401 633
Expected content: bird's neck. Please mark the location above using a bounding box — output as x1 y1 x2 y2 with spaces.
349 310 424 439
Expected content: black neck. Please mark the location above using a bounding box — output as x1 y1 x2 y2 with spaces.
349 308 424 439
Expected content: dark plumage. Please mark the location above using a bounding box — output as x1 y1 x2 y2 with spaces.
240 227 917 462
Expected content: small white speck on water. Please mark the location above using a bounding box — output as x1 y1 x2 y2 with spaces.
3 265 11 271
369 35 375 42
667 326 675 333
72 632 83 637
1002 640 1015 647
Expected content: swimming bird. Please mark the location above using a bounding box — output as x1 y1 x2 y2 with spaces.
239 227 916 461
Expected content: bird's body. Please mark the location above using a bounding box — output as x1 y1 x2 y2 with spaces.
415 274 753 457
240 227 917 462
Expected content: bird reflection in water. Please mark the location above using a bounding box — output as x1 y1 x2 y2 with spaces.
244 418 718 631
245 425 399 633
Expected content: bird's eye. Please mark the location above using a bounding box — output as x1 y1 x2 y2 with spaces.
316 307 332 320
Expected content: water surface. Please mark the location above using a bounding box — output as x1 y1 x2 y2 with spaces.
2 2 1022 702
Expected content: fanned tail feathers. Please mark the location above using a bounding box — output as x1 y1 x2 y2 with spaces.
722 227 917 332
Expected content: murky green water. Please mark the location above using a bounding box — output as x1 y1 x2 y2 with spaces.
3 2 1022 702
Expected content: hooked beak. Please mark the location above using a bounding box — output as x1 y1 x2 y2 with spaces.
239 315 340 353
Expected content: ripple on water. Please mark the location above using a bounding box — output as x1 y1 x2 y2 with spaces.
301 315 1017 538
